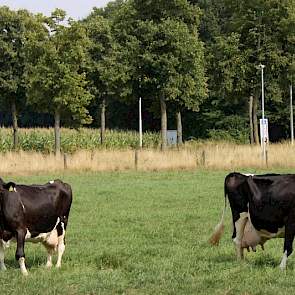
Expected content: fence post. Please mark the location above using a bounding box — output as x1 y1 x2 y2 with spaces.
135 149 139 170
64 153 68 170
201 150 206 167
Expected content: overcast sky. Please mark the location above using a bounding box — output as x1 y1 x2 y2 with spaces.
0 0 111 20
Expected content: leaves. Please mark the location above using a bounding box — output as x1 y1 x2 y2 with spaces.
25 9 93 126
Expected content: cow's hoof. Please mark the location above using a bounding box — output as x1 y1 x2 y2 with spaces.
21 270 29 276
0 265 7 271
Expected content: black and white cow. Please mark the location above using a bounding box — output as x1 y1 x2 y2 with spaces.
0 178 72 275
209 172 295 270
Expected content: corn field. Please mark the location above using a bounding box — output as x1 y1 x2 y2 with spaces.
0 128 160 153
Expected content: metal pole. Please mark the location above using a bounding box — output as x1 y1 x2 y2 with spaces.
291 85 294 145
259 64 266 163
139 97 142 148
261 66 265 122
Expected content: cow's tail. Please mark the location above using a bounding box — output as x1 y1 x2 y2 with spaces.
208 185 228 246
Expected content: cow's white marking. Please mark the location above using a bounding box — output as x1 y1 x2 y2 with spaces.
56 222 65 268
46 251 53 268
49 180 54 184
25 229 31 239
25 217 60 244
0 241 6 271
279 250 288 270
20 199 25 212
18 257 28 276
243 173 255 176
8 186 17 192
233 212 248 259
44 241 57 268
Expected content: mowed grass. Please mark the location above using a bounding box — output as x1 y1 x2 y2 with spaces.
1 170 295 294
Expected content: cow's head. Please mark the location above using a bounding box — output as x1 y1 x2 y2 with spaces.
2 182 16 192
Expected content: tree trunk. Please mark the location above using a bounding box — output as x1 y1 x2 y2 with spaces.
54 108 61 156
249 95 254 144
160 97 167 150
253 95 259 144
176 110 183 146
11 98 18 150
100 98 106 145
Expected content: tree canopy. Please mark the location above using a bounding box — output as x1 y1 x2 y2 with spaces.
0 0 294 146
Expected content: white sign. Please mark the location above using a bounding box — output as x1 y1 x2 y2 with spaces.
260 118 269 146
167 130 177 145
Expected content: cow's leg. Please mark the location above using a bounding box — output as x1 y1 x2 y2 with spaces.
0 240 6 271
280 223 295 270
15 229 28 276
56 223 65 268
43 228 58 268
44 246 54 268
233 212 248 260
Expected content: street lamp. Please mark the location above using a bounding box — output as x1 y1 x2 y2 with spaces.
258 64 267 163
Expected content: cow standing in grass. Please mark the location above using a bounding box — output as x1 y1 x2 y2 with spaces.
209 172 295 270
0 178 72 275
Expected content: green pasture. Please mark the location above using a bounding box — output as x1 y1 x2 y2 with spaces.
1 170 295 295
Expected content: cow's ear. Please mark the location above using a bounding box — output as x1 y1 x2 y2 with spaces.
3 182 16 192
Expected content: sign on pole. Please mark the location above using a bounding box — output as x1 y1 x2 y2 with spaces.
259 118 269 146
167 130 177 145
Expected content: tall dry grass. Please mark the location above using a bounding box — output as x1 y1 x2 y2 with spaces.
192 142 295 170
0 142 295 175
0 149 196 175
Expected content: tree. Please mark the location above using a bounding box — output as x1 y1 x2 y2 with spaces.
196 0 295 143
84 12 124 144
112 0 207 149
25 9 93 155
0 7 37 149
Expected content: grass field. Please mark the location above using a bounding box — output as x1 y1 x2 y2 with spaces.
1 170 295 295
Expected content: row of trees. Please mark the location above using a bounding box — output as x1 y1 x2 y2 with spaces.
0 0 294 153
195 0 294 143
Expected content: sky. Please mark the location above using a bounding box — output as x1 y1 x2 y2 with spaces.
0 0 111 20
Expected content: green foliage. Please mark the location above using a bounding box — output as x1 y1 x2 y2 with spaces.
112 0 207 110
25 9 93 125
206 115 250 143
84 12 129 110
0 128 160 153
0 6 37 110
207 128 249 143
0 1 294 142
